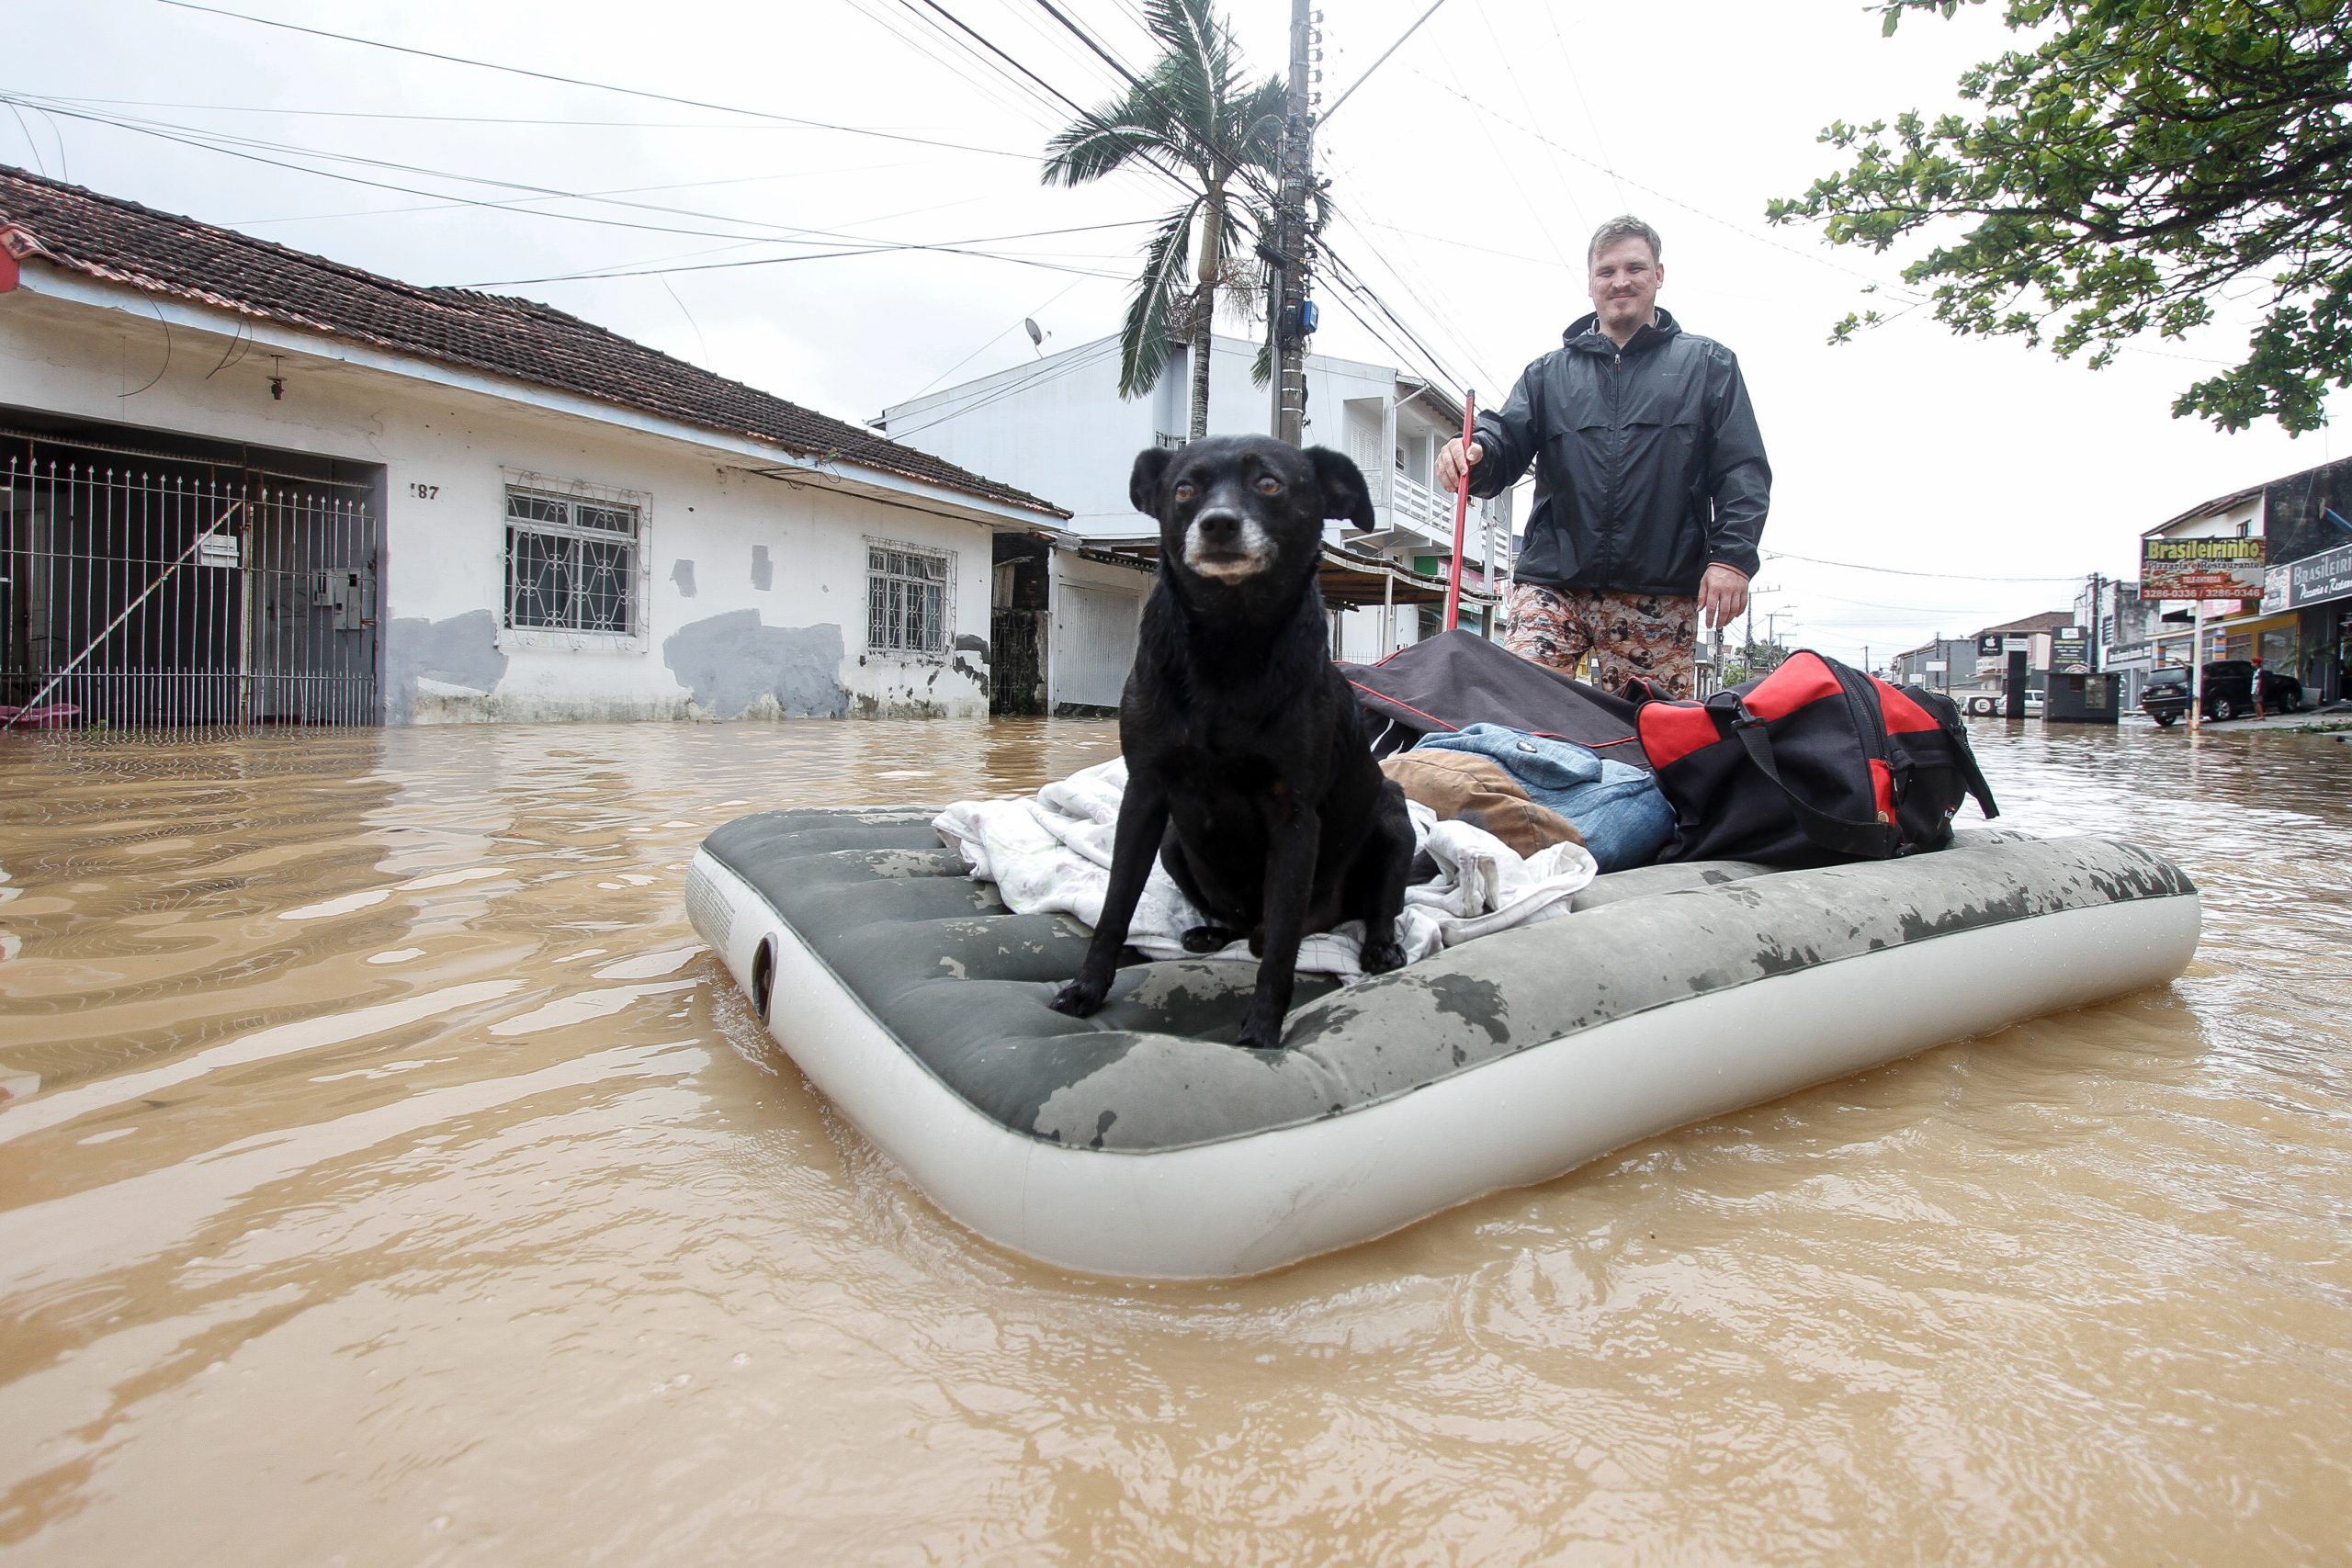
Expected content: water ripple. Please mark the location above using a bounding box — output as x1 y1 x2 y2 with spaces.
0 718 2345 1562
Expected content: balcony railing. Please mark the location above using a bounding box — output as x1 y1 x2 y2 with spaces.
1387 469 1453 542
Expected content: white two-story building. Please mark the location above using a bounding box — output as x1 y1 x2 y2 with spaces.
876 331 1513 710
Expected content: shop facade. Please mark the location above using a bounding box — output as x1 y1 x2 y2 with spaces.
2285 541 2352 704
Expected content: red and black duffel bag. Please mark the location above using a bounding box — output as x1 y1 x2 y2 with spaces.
1634 650 1998 867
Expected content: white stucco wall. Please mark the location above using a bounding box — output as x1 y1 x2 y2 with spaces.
1 277 1038 723
879 337 1164 538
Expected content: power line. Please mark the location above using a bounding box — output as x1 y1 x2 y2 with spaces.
1001 0 1145 97
1315 268 1468 413
8 94 1145 283
1023 0 1284 209
910 0 1123 146
219 163 943 230
1026 0 1158 100
854 0 1079 135
1470 6 1588 247
6 96 933 248
1347 213 1575 271
900 0 1264 229
1801 587 2034 615
1761 548 2086 583
1427 32 1576 272
902 276 1092 402
7 99 831 248
1319 243 1479 398
146 0 1459 438
1321 0 1453 123
148 0 1293 390
3 94 1009 136
468 238 1136 288
151 0 1043 160
1540 3 1625 210
1406 71 1930 302
1315 173 1501 390
856 337 1125 447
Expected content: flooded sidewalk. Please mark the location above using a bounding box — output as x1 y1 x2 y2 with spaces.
2 718 2348 1563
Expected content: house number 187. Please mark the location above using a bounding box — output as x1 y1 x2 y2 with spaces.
408 482 440 499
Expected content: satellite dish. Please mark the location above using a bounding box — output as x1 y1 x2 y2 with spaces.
1023 317 1046 352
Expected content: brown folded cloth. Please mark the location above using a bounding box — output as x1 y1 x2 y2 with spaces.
1380 750 1587 859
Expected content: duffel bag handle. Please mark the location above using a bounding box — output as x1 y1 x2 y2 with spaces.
1948 724 2000 820
1726 707 1902 860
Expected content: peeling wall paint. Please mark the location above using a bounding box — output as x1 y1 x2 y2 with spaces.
846 641 991 718
662 611 851 718
3 288 1019 726
383 610 510 724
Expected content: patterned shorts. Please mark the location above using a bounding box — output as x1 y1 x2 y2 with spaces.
1501 582 1701 697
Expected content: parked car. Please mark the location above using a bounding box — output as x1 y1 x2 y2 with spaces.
1960 690 2043 717
2141 660 2302 726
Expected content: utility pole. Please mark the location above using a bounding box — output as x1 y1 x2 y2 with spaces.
1268 0 1317 444
2087 570 2105 671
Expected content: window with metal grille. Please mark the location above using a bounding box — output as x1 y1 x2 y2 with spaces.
866 542 951 655
504 488 639 633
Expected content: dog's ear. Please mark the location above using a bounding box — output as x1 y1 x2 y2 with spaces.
1306 446 1377 533
1129 446 1176 515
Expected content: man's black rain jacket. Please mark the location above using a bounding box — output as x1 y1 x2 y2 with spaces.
1468 308 1770 597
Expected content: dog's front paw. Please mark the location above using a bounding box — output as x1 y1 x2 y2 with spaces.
1047 977 1107 1018
1361 934 1408 975
1181 923 1237 953
1233 1010 1285 1051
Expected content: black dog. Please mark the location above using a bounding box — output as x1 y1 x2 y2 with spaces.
1048 435 1417 1049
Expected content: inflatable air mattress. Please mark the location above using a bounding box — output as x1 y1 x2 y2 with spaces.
687 809 2199 1280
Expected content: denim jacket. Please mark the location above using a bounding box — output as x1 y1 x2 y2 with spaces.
1413 724 1673 873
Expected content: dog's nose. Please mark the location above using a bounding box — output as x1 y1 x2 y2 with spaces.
1193 508 1242 545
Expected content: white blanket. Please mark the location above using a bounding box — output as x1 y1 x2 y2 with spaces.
931 759 1597 982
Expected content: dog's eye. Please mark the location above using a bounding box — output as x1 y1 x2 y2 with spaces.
1173 481 1196 502
1255 476 1283 495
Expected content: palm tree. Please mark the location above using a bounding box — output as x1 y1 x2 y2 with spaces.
1042 0 1285 442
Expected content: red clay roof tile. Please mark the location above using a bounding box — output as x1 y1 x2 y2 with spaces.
0 166 1065 519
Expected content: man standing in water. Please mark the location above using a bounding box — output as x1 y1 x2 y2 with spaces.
1436 216 1770 697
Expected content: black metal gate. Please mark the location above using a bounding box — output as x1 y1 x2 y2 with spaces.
989 606 1046 716
2 434 379 731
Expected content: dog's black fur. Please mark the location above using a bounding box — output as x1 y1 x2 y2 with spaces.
1047 435 1416 1049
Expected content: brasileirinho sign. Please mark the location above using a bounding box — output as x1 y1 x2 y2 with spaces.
2141 535 2266 600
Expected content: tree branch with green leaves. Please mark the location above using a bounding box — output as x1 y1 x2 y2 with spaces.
1767 0 2352 434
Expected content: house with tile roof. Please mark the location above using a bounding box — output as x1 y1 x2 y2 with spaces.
0 166 1067 726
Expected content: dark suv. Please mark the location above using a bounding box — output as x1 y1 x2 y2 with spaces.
2141 660 2304 726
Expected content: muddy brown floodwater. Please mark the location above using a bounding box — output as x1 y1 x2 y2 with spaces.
1 718 2348 1564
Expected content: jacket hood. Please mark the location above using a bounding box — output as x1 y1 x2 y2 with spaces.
1563 306 1682 355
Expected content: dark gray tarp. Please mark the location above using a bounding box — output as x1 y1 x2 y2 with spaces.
1337 628 1651 768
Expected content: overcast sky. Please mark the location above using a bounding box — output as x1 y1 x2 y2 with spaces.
6 0 2342 664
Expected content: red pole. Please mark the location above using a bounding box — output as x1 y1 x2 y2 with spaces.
1444 389 1476 631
